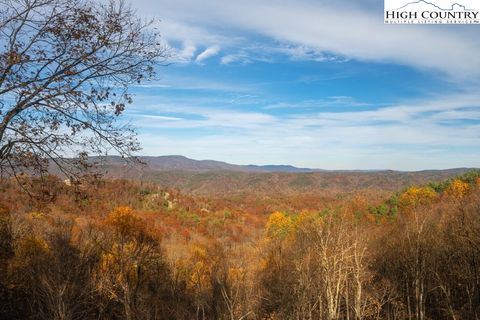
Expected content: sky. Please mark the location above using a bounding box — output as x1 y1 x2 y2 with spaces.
124 0 480 170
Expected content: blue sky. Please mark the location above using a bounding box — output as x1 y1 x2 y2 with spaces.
124 0 480 170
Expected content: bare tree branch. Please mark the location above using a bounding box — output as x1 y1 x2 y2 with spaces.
0 0 169 179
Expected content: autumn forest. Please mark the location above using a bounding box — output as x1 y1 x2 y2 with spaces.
0 169 479 319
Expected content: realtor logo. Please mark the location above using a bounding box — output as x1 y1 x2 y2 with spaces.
384 0 480 24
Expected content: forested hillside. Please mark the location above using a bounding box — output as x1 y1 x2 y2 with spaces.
100 158 473 196
0 170 479 319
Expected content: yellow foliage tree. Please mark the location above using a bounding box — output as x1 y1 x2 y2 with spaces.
399 186 437 209
106 206 145 237
445 179 470 198
188 245 214 293
266 211 294 240
97 206 162 320
184 241 227 320
10 236 50 272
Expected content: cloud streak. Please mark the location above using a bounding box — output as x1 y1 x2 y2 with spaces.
195 45 221 63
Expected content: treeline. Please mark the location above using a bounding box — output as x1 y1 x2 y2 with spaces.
0 171 479 319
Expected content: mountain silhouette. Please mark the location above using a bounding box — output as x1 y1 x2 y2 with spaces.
395 0 473 11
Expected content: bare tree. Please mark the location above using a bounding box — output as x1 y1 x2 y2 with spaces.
0 0 167 178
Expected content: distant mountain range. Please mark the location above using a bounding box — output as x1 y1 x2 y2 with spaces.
90 155 476 196
103 155 319 173
98 155 474 174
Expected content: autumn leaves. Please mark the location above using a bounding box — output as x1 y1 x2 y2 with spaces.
0 171 479 319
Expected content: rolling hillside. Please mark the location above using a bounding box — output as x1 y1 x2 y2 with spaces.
98 156 474 196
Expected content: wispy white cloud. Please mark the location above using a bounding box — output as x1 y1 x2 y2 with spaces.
195 45 221 63
264 96 373 110
273 45 349 63
174 41 197 63
220 53 252 65
132 74 252 92
432 110 480 121
130 105 277 130
136 115 183 121
153 19 241 64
